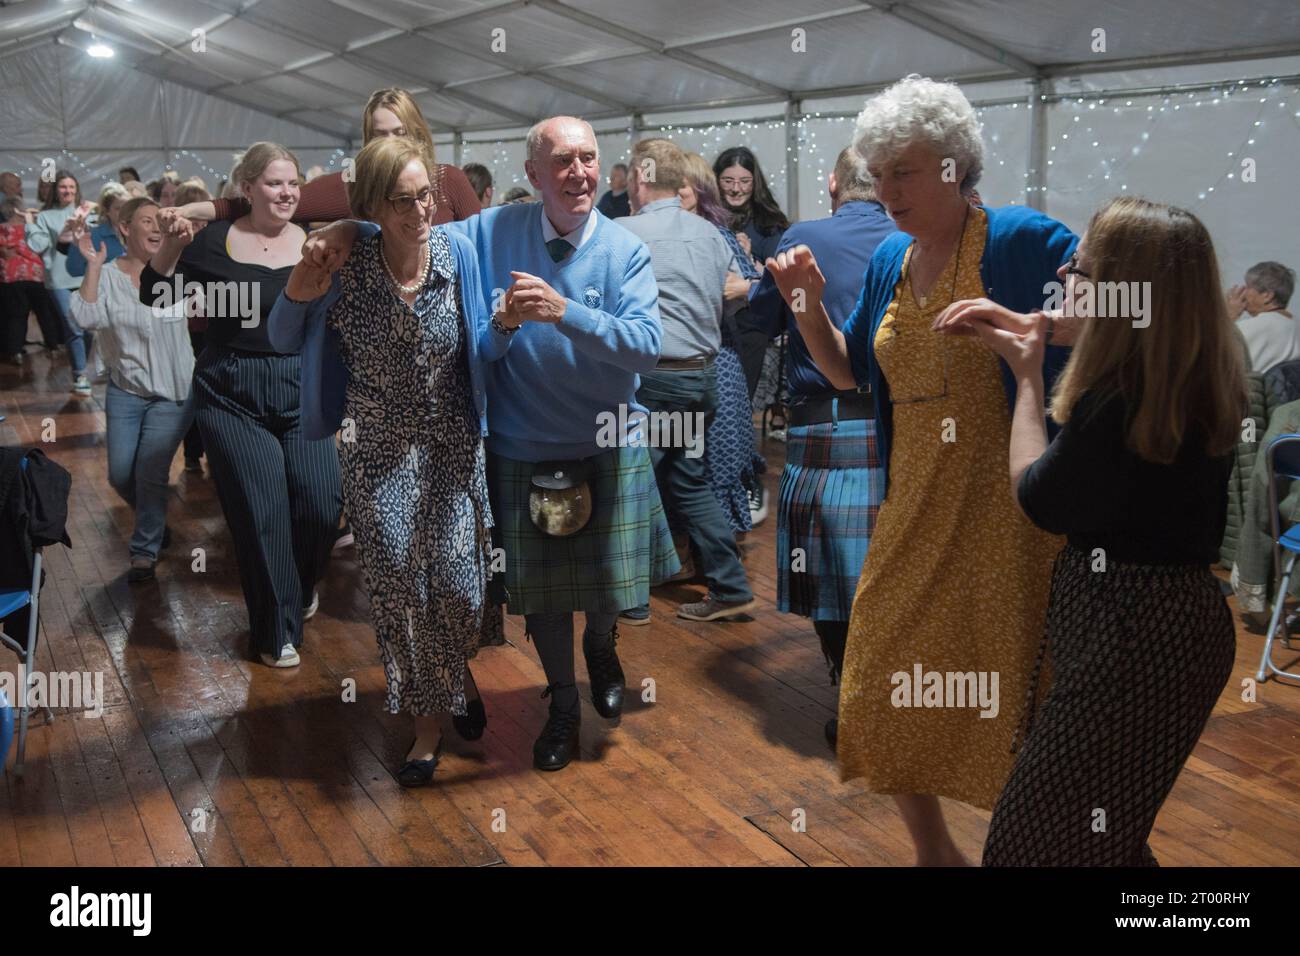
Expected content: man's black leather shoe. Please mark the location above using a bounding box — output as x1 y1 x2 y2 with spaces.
533 687 582 771
583 625 625 719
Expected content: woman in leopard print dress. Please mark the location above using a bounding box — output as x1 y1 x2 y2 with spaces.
274 137 500 785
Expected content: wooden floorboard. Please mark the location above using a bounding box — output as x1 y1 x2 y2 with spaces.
3 342 1300 866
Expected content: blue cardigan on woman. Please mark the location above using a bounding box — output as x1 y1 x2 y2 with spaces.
265 222 500 441
840 204 1079 490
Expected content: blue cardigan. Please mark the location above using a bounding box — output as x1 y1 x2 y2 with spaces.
841 204 1079 490
265 223 500 441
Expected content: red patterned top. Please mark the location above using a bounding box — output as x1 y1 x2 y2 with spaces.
0 221 45 284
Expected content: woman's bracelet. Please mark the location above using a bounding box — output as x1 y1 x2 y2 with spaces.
491 313 520 336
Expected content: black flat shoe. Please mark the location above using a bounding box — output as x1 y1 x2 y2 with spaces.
583 625 625 719
824 718 838 751
533 687 581 772
452 697 487 741
397 739 442 787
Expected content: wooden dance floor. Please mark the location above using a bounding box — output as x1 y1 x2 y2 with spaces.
4 347 1300 867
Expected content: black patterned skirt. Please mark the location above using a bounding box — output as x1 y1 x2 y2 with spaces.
982 544 1235 866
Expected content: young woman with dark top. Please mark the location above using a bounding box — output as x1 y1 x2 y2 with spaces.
936 195 1245 866
713 146 790 410
713 146 789 264
141 142 342 668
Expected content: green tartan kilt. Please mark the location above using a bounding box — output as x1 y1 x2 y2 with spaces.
487 445 681 615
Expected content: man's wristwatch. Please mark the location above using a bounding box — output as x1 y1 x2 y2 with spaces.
491 313 520 336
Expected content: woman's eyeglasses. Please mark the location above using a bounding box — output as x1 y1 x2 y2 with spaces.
1064 252 1091 279
386 188 436 215
718 177 753 189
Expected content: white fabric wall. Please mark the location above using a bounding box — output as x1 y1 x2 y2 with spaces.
0 43 347 200
5 38 1295 290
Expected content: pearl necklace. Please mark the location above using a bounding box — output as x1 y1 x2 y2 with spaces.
380 240 429 295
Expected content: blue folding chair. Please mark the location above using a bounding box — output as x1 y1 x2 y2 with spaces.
0 456 53 775
1258 434 1300 684
0 690 12 769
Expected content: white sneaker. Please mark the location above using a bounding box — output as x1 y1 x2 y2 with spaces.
72 375 92 396
747 484 769 526
260 643 300 668
302 589 320 621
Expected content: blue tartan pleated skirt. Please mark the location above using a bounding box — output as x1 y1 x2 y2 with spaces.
487 445 681 616
777 417 884 621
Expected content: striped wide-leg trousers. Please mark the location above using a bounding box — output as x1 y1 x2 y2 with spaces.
193 345 342 659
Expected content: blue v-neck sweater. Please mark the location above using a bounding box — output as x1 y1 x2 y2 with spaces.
450 202 662 462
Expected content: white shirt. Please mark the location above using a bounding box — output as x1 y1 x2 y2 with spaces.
1236 311 1300 373
69 263 193 401
541 208 598 252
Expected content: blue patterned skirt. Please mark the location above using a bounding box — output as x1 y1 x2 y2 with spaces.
705 344 756 534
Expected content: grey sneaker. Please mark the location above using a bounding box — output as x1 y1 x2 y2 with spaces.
677 593 758 622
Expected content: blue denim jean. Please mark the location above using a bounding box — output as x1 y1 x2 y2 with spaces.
636 366 752 603
48 286 87 375
105 381 193 559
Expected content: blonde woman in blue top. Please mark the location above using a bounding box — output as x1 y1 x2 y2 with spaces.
25 170 93 394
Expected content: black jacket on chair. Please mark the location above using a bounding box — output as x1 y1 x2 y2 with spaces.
0 446 72 652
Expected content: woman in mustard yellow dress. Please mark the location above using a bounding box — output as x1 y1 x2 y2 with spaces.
765 75 1078 864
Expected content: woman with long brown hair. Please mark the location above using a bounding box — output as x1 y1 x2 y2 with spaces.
937 195 1245 866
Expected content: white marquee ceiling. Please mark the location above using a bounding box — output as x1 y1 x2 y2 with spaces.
2 0 1299 143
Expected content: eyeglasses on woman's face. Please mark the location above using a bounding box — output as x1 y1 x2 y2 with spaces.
386 187 436 215
1064 251 1091 280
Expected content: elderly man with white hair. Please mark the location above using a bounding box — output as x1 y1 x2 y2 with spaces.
767 75 1078 865
303 116 677 773
458 116 679 772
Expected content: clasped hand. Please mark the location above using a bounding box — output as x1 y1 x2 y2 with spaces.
932 298 1049 376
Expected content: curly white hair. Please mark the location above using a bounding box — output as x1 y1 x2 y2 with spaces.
853 74 984 195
